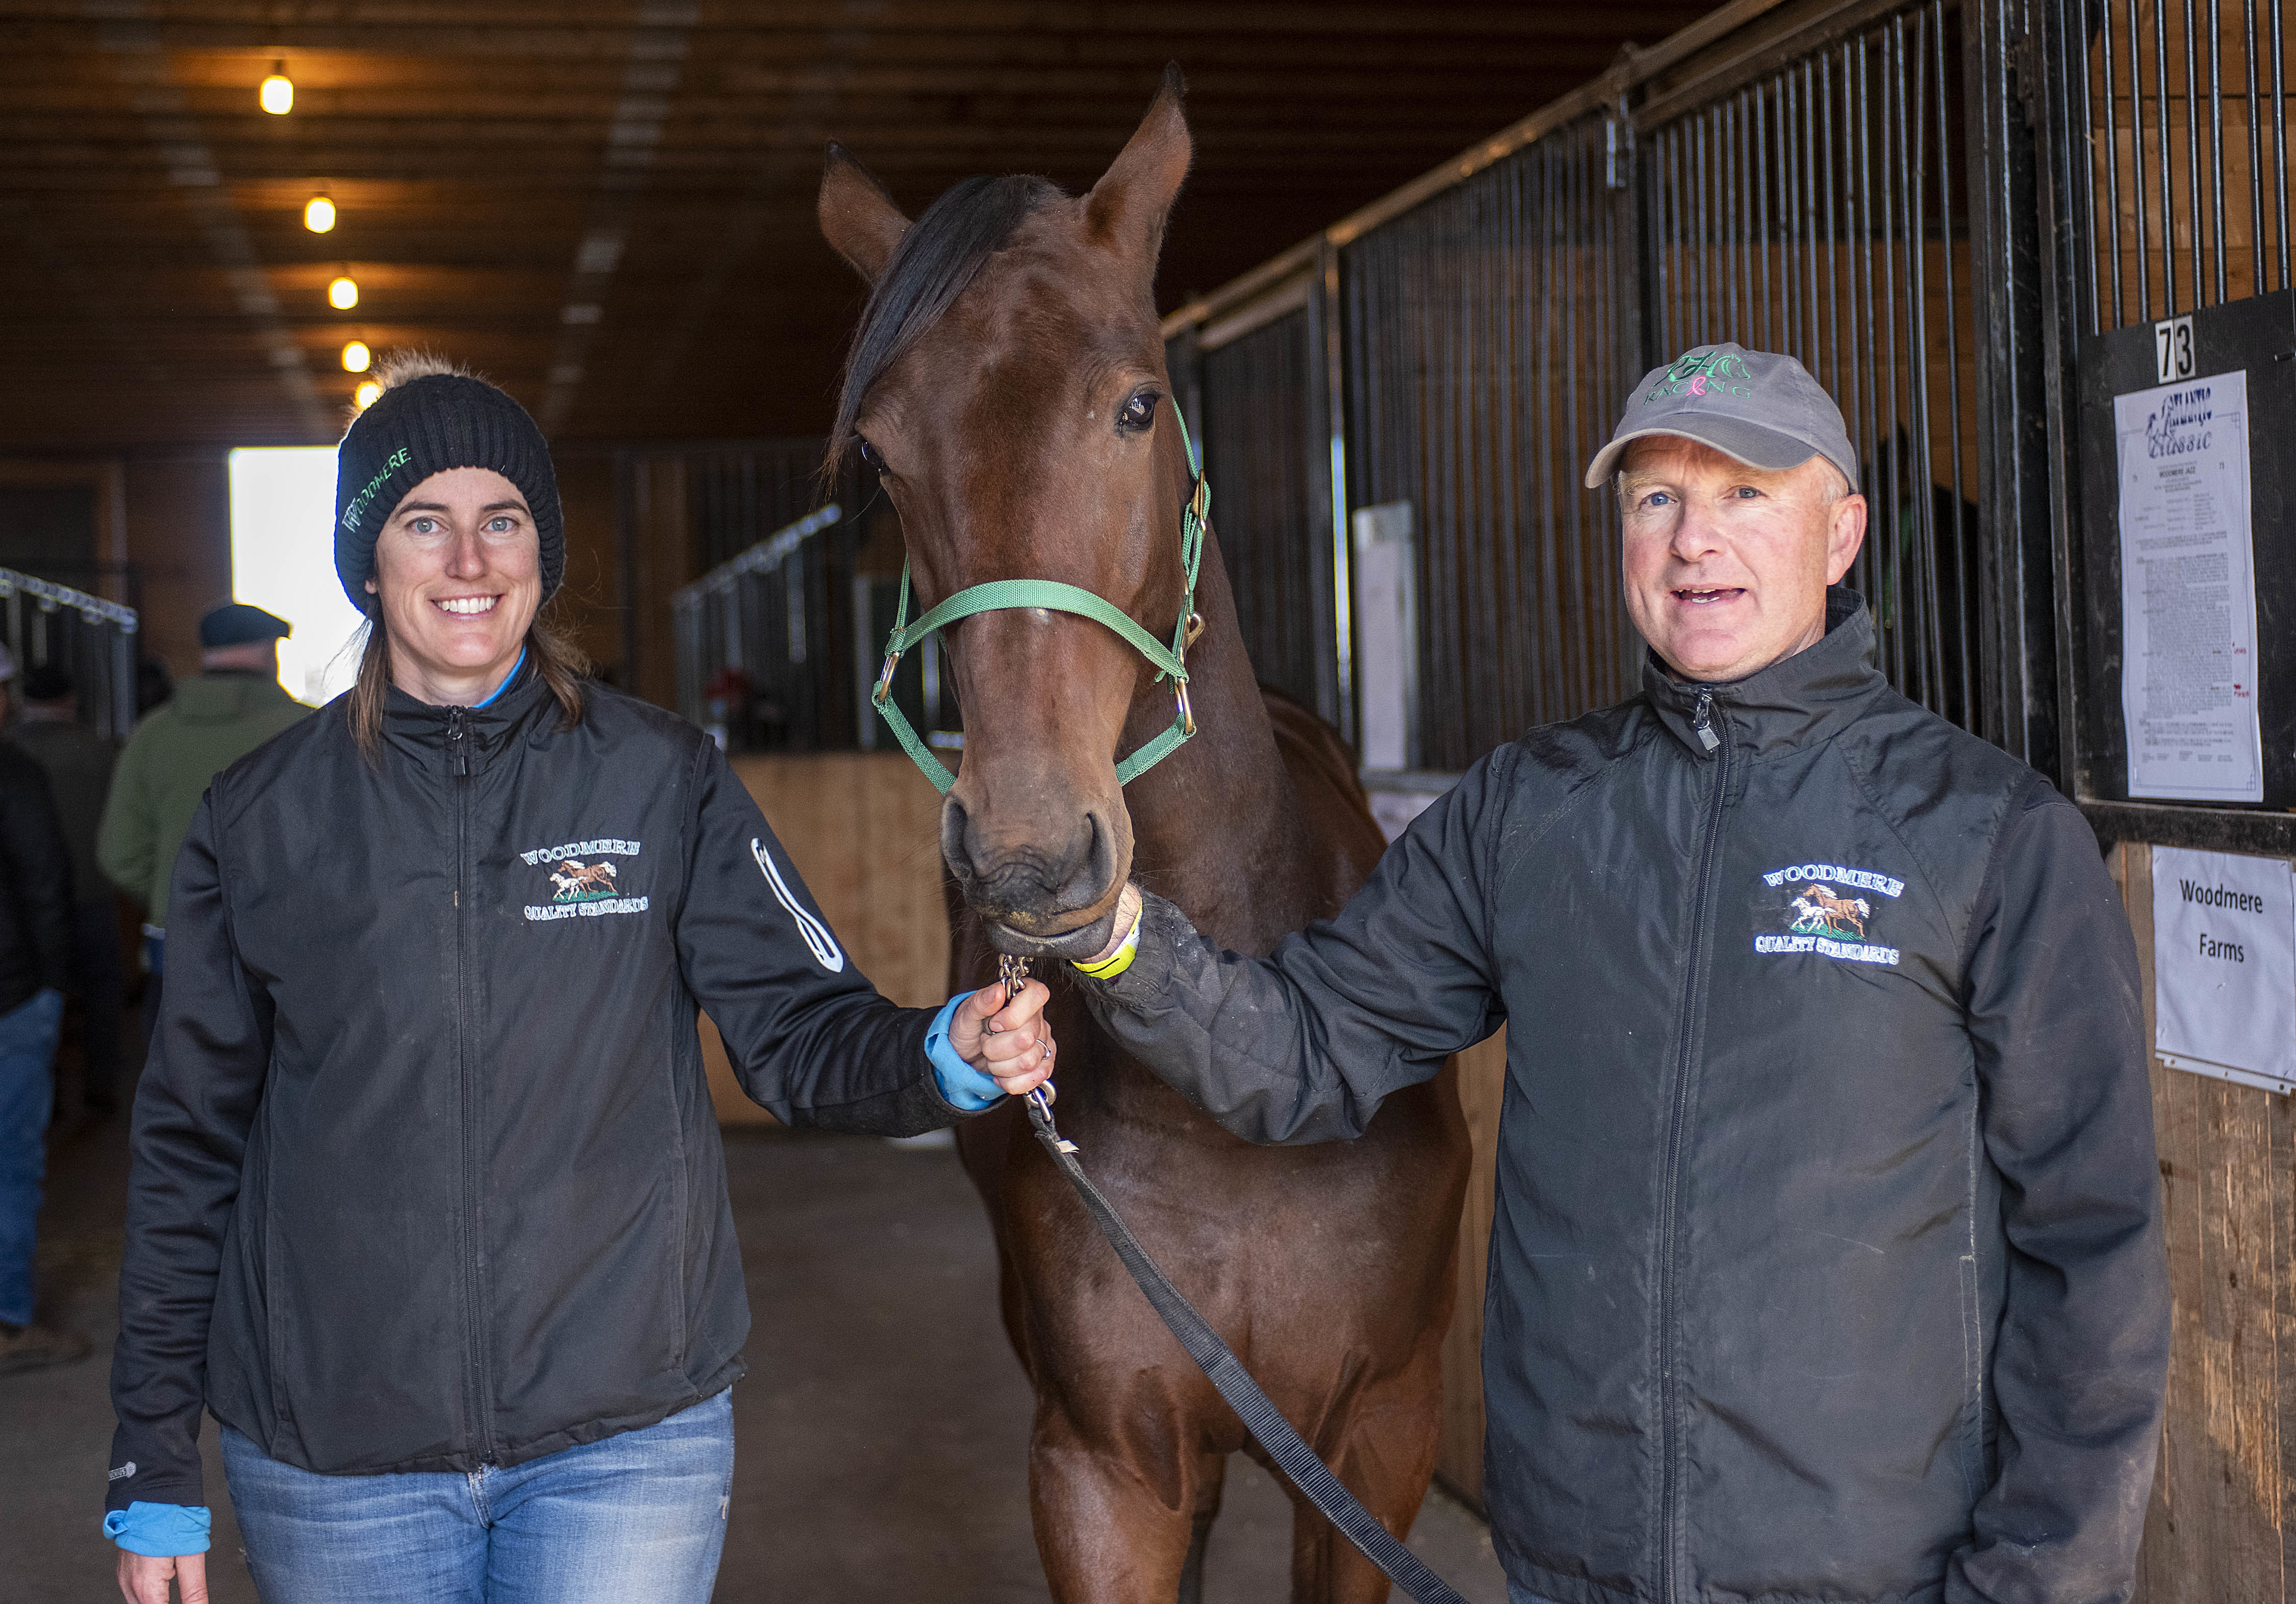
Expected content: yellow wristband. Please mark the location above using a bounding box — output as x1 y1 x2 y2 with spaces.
1071 916 1140 980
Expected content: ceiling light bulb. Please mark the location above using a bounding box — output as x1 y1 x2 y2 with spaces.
328 276 359 310
303 195 336 233
341 340 371 373
355 380 382 410
260 66 293 115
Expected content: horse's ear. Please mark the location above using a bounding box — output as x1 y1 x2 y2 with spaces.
1084 63 1192 265
818 143 910 285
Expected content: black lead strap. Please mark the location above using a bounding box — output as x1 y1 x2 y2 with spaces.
1000 959 1469 1604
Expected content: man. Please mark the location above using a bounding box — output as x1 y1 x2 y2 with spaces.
0 643 86 1372
7 663 124 1116
996 344 2170 1604
97 604 307 1040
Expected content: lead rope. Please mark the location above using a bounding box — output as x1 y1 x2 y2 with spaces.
993 957 1469 1604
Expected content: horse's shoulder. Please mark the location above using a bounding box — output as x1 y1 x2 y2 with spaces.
1257 684 1387 900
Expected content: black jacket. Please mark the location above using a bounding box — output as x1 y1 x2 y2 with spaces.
1080 595 2168 1604
108 670 967 1515
0 736 72 1015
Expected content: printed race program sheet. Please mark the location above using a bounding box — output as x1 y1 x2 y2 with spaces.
2116 371 2263 801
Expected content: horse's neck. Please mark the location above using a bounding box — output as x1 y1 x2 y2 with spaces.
1119 533 1319 953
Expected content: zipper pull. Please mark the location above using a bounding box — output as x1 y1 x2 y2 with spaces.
446 706 469 776
1690 689 1719 753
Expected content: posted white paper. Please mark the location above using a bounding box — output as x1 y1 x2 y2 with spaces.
2152 844 2296 1093
2115 371 2263 801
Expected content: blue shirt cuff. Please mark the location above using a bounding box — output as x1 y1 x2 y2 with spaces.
105 1502 212 1557
926 992 1003 1111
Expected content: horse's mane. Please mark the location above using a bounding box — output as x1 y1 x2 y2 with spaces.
825 172 1061 487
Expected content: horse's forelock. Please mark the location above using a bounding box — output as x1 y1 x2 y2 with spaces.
823 172 1062 490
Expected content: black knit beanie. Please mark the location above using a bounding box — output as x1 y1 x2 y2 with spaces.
333 368 563 612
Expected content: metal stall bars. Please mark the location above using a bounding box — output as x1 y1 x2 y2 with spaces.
2034 0 2296 854
1639 0 1987 745
672 503 847 752
1167 274 1343 729
0 565 138 738
1163 0 2010 793
615 437 840 716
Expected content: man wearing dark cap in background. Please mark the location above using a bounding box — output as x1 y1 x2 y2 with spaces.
97 603 306 1041
6 661 126 1116
989 344 2173 1604
0 642 86 1372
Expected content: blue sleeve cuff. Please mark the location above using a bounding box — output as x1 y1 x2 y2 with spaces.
104 1502 212 1557
926 992 1003 1112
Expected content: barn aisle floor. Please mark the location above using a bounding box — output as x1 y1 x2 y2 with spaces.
8 1114 1509 1602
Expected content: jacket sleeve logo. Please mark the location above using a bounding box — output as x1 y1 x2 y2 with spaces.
1756 861 1901 966
751 839 845 973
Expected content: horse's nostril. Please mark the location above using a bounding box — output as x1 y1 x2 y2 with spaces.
939 796 977 882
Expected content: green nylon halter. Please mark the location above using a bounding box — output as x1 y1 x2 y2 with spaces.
870 405 1209 795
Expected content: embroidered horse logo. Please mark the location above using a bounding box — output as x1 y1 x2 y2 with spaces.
1789 883 1870 939
549 860 619 902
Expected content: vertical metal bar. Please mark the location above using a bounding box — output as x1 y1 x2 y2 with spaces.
2182 0 2206 302
1719 98 1737 337
1906 8 1945 712
1852 34 1879 610
1763 84 1782 354
1321 239 1352 744
2209 0 2228 300
2100 0 2124 329
2245 0 2267 297
2153 0 2178 311
2127 0 2153 318
1693 112 1711 340
2273 0 2289 288
1822 50 1844 410
1727 94 1745 338
1878 19 1905 694
1934 0 1973 723
1803 61 1821 365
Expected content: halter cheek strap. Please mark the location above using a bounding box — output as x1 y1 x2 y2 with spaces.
870 405 1209 795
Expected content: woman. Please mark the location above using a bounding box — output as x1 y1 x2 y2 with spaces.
105 356 1052 1603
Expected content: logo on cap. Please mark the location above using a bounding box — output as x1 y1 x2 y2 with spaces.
1643 348 1755 404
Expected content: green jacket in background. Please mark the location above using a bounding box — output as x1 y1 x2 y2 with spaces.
98 673 309 927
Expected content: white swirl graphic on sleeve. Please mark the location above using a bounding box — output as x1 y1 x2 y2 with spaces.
751 838 845 972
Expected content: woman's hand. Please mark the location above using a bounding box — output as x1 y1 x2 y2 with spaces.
118 1550 206 1603
945 978 1055 1100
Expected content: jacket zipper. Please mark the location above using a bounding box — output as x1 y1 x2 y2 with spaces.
1658 687 1726 1602
446 706 497 1463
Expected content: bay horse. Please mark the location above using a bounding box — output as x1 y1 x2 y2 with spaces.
817 68 1470 1603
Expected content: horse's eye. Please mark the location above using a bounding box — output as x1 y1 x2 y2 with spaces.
1116 392 1158 434
857 436 885 471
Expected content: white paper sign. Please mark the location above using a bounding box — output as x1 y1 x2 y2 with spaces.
2152 844 2296 1093
2115 371 2263 801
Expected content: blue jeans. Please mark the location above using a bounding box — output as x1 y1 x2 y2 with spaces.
221 1389 735 1604
0 988 63 1326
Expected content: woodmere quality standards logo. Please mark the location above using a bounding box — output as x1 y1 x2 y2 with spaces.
1753 861 1904 967
521 837 651 922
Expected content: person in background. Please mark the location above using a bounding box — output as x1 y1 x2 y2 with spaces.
1000 344 2170 1604
96 605 306 1044
0 642 86 1373
7 662 126 1116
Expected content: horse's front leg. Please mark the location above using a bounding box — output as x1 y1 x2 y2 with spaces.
1029 1395 1215 1604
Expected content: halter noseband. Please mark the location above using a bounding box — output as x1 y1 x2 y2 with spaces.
870 405 1209 795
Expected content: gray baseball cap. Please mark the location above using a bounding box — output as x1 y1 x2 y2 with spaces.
1583 342 1859 491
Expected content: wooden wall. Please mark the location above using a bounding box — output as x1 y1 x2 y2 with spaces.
1436 1027 1507 1508
701 751 952 1125
2114 840 2296 1600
